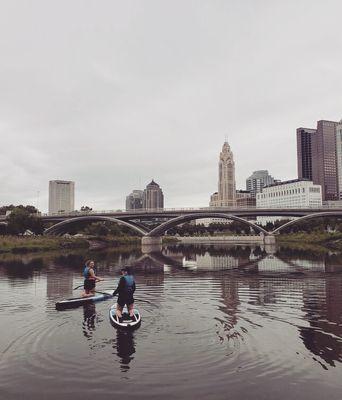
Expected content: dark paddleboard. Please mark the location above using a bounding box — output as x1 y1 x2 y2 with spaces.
55 291 113 310
109 305 141 329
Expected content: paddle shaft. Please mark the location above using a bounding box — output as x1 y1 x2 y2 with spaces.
73 279 115 290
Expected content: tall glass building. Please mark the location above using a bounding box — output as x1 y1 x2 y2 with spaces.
336 120 342 199
126 190 144 211
297 120 338 201
296 127 317 181
246 170 275 198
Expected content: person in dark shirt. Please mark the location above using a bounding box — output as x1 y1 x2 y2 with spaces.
113 267 136 321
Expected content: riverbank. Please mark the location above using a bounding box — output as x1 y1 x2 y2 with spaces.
0 235 144 254
277 232 342 251
0 236 89 254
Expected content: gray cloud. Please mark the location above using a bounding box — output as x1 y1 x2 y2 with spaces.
1 0 342 211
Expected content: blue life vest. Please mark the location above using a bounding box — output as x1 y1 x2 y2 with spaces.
83 266 91 279
123 275 135 293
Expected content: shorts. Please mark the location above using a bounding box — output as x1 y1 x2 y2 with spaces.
117 295 134 308
84 279 96 291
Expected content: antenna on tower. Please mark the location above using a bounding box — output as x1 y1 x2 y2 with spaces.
224 134 228 144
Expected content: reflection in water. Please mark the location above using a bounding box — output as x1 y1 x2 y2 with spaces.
82 303 97 339
113 330 136 372
2 243 342 399
301 278 342 368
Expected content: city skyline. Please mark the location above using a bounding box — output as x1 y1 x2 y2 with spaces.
1 2 342 211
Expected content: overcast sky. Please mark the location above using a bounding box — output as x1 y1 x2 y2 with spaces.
1 0 342 211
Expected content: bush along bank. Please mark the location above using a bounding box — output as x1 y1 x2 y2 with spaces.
0 236 89 254
277 232 342 251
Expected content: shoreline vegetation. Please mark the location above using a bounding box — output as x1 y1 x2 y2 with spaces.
1 232 342 254
0 236 89 254
276 232 342 251
0 235 180 254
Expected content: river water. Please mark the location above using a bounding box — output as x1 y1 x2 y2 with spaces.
0 243 342 400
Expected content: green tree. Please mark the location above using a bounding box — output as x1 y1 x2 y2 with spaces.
80 206 93 212
6 207 43 235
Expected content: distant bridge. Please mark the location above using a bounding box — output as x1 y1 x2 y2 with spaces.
32 207 342 237
2 207 342 244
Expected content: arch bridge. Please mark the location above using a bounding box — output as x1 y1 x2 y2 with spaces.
40 207 342 247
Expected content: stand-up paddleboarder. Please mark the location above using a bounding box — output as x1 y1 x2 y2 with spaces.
113 267 136 322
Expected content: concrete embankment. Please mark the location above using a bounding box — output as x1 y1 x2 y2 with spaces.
177 236 266 244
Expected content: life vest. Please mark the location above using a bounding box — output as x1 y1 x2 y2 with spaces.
83 266 95 280
123 275 135 294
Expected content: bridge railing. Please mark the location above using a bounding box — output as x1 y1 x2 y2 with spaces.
38 203 342 218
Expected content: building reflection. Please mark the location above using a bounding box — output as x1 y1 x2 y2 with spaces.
300 278 342 367
164 244 264 272
46 264 74 300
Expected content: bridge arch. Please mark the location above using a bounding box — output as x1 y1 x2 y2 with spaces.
147 213 269 237
44 216 148 236
272 211 342 234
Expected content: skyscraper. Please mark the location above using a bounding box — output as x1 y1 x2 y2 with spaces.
246 170 276 198
210 142 236 207
143 180 164 209
297 120 338 201
126 190 144 211
296 127 317 180
314 120 338 200
49 180 75 214
336 120 342 199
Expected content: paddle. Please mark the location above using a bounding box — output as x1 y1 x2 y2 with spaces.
95 290 116 296
73 279 114 290
73 284 84 290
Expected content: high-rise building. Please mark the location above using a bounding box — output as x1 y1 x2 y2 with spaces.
297 128 317 180
313 120 338 201
296 120 339 201
336 120 342 199
126 190 144 211
143 180 164 209
49 180 75 214
246 170 276 198
210 142 236 207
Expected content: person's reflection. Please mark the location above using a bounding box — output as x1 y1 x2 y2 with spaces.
115 330 136 372
82 303 96 339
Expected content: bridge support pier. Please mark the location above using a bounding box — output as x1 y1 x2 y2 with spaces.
264 235 276 245
263 234 276 255
141 236 163 254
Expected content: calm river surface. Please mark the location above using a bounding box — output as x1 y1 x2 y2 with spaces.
1 243 342 400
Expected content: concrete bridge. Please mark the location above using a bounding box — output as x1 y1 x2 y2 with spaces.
2 206 342 247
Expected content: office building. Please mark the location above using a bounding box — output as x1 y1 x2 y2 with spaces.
126 190 144 211
143 180 164 209
296 128 317 180
49 180 75 214
314 120 338 200
256 179 322 225
256 179 322 209
336 120 342 199
296 119 339 201
246 170 276 197
210 142 236 207
236 190 256 207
